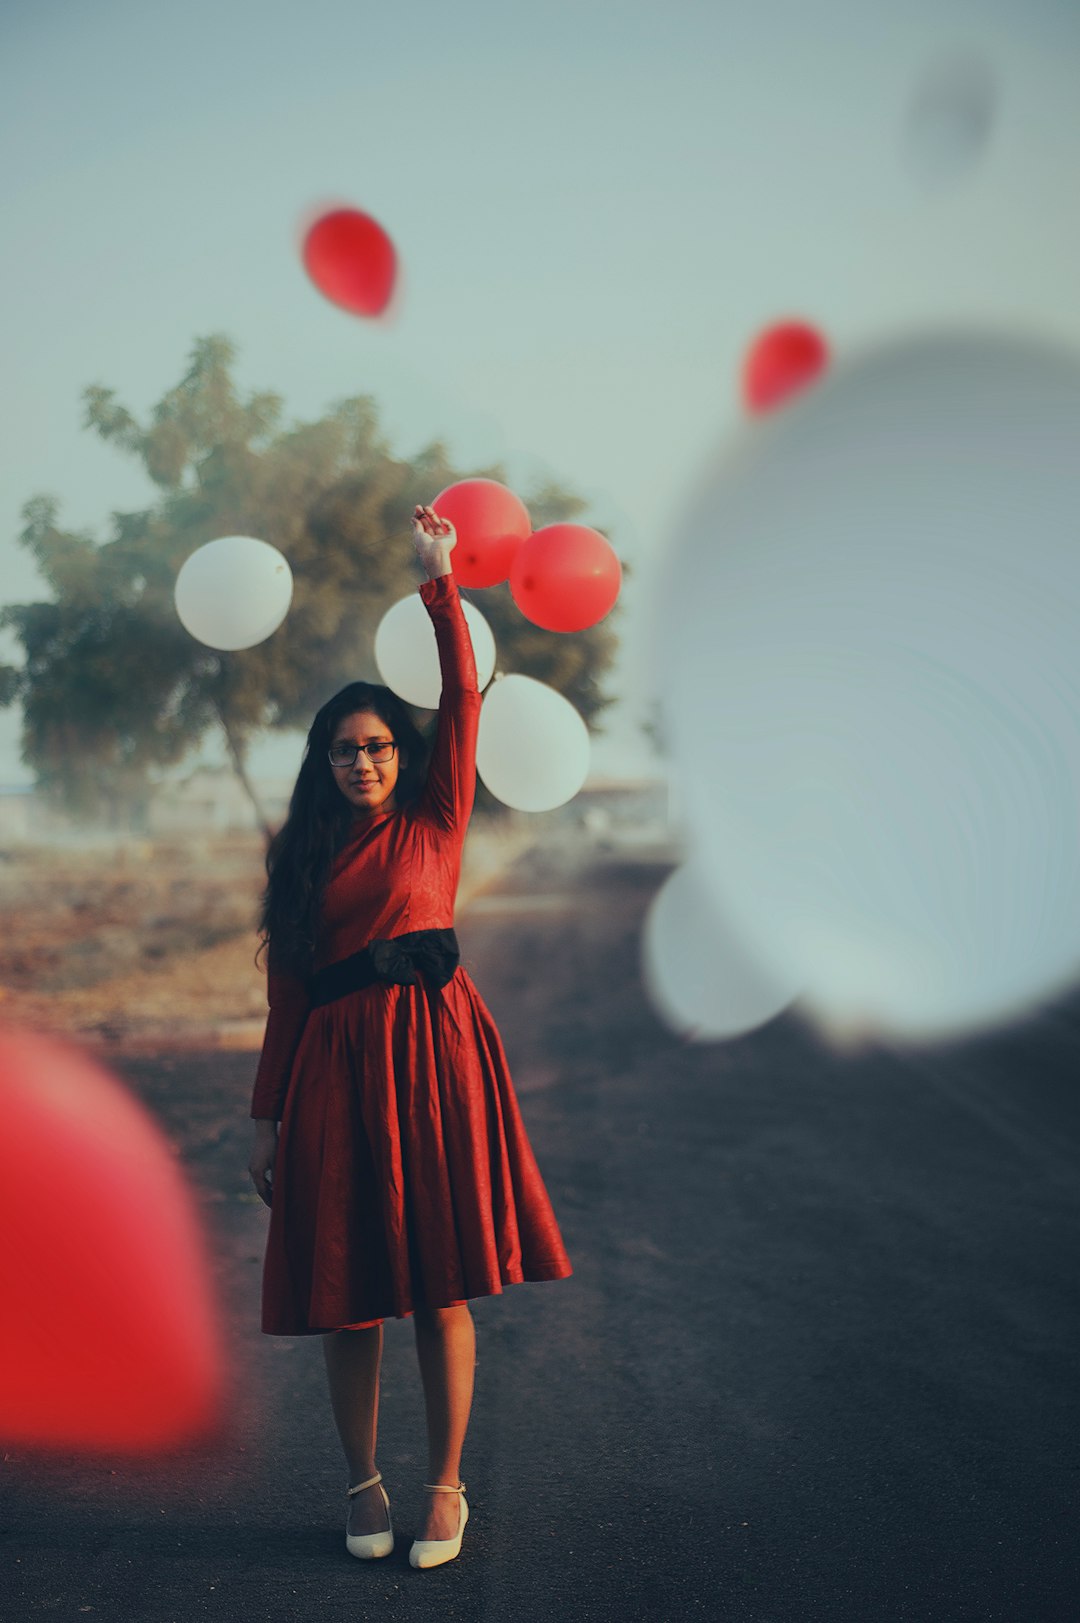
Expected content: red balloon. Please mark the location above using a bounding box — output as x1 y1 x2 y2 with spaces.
302 208 397 317
509 524 622 633
431 479 531 588
0 1027 224 1453
742 320 829 413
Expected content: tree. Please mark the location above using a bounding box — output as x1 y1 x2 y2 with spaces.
0 336 620 832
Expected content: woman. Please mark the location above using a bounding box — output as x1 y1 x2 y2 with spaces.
247 504 573 1570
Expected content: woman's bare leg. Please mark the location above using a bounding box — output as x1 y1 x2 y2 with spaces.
322 1324 388 1535
412 1303 476 1542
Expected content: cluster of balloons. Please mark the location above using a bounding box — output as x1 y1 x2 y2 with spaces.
369 475 623 810
171 473 619 812
370 479 602 811
0 1026 223 1452
653 328 1080 1050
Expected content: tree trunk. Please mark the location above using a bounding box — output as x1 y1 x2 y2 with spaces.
213 702 275 849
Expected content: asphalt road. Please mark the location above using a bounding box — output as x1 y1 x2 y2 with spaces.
2 832 1078 1622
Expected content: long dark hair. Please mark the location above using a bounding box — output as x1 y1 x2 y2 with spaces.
257 681 430 974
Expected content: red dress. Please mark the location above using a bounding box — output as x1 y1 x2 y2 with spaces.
250 572 573 1335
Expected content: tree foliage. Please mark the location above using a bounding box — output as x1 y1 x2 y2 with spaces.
0 336 620 827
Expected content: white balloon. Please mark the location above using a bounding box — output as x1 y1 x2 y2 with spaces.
658 330 1080 1046
477 674 590 812
642 861 799 1041
175 535 293 651
374 594 496 707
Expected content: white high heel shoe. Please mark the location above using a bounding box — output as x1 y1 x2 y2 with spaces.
345 1470 394 1560
408 1481 469 1569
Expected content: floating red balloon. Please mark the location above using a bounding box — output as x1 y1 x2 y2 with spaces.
0 1026 225 1453
302 208 397 317
509 524 622 633
742 320 829 413
431 479 532 588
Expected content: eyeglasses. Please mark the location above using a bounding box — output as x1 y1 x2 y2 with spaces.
328 740 398 767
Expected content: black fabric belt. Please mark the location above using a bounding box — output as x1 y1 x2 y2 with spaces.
308 928 460 1007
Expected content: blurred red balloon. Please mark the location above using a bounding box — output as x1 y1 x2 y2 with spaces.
743 321 829 413
431 479 531 587
0 1027 225 1454
302 208 397 317
509 524 622 633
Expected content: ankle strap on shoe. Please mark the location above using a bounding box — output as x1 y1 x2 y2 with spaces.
422 1481 466 1493
347 1471 383 1496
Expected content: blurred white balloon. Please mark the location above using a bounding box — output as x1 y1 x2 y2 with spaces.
658 330 1080 1046
905 51 997 188
375 594 496 707
642 861 799 1041
477 674 590 812
174 536 293 651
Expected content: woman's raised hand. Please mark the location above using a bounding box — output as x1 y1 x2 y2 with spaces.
412 504 457 580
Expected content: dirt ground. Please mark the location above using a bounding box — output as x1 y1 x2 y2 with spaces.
0 817 539 1051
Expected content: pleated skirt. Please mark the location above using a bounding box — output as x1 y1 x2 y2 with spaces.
260 968 573 1334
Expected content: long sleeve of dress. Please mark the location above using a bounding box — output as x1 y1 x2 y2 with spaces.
249 953 312 1121
417 572 482 835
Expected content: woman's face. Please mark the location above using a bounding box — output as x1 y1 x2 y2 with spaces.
329 709 407 819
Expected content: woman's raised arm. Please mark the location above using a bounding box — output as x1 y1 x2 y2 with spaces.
412 505 482 834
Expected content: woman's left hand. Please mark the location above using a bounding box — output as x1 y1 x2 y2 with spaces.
412 505 457 579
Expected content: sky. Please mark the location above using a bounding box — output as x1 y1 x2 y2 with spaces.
2 0 1080 788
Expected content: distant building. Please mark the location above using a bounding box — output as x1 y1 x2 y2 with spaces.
576 775 668 821
0 769 294 843
553 776 671 842
1 769 670 844
145 765 292 836
0 786 68 843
